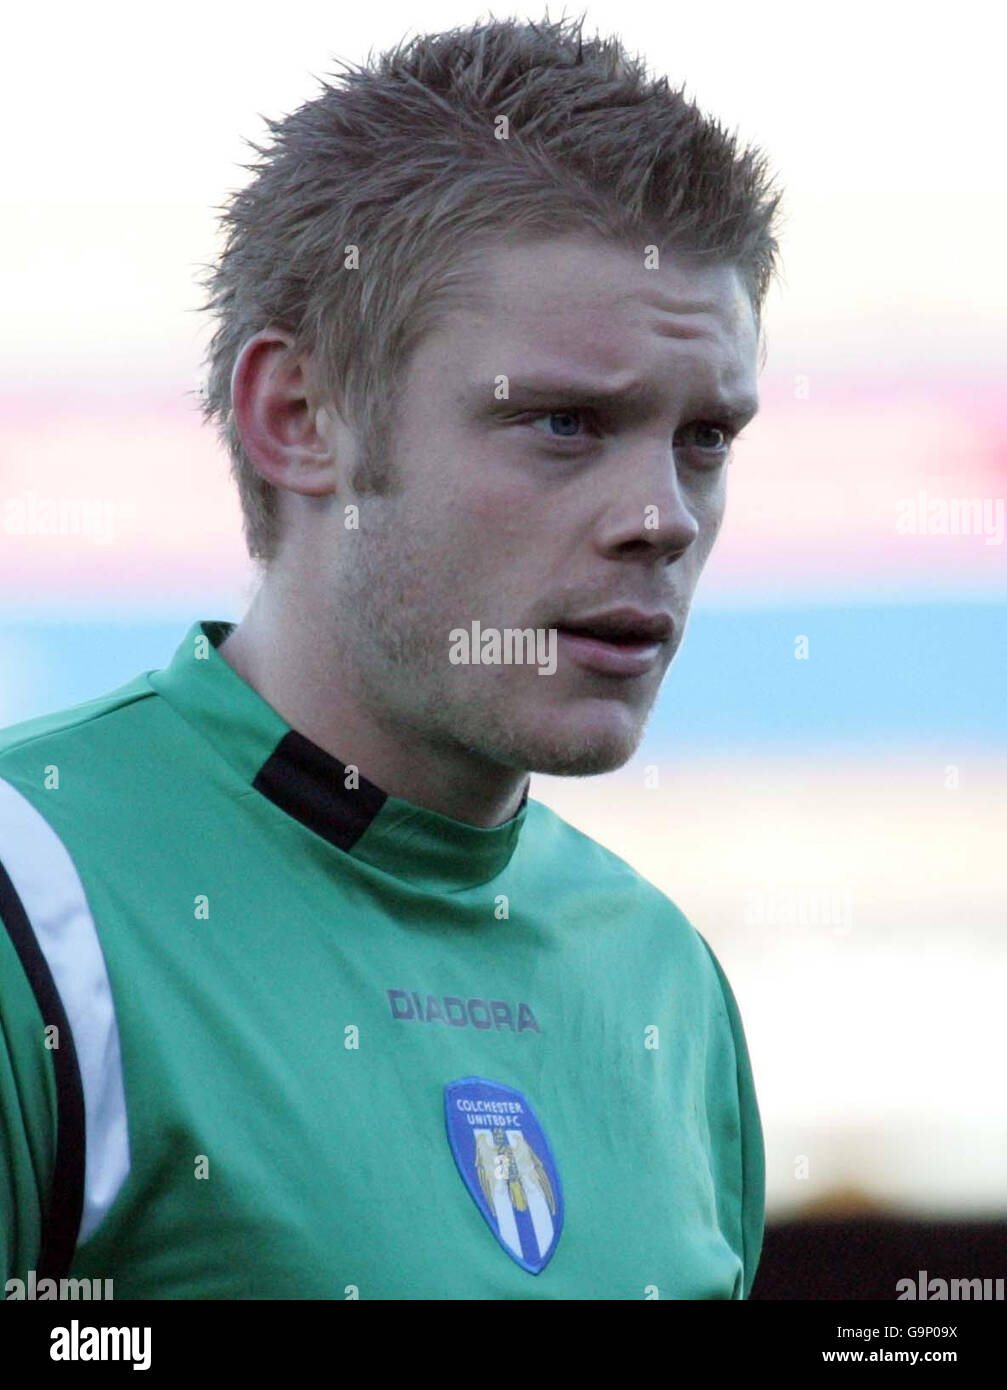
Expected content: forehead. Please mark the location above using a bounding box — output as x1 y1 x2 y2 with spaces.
423 235 759 402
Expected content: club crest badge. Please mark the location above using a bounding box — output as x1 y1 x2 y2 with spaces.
444 1076 564 1274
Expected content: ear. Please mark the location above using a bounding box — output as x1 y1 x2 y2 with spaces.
230 328 347 497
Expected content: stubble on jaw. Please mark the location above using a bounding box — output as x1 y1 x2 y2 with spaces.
347 540 659 778
333 405 660 779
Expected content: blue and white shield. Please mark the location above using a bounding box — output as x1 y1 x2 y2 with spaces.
444 1076 563 1274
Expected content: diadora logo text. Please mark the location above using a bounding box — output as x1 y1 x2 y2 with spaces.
387 989 541 1032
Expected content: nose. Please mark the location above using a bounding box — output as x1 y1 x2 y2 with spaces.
593 449 703 562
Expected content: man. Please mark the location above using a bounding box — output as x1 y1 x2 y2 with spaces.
0 15 782 1298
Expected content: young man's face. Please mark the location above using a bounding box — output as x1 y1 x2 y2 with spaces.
322 234 759 778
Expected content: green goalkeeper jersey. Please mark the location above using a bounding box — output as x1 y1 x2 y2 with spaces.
0 619 764 1299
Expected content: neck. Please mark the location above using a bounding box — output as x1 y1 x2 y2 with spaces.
217 582 528 829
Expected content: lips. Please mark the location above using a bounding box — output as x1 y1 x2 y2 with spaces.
555 609 672 677
557 609 674 644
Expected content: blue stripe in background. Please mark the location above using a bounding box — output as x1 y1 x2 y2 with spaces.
654 600 1006 750
1 603 1004 749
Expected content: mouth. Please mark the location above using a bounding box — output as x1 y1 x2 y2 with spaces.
555 617 670 677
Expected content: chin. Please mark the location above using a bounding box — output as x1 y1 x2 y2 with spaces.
525 744 636 777
444 687 649 779
515 712 644 778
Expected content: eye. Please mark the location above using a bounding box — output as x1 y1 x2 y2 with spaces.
677 422 738 455
523 409 743 457
527 408 597 440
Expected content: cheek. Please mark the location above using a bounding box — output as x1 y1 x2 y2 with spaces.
689 473 728 532
440 481 547 560
372 491 528 619
702 485 727 535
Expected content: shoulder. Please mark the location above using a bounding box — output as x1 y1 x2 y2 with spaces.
0 672 158 803
0 673 165 918
0 672 156 766
523 795 718 974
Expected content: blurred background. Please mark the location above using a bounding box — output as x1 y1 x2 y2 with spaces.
2 0 1004 1296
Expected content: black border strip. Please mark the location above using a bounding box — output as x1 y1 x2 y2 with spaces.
0 856 85 1281
253 730 388 851
253 730 531 852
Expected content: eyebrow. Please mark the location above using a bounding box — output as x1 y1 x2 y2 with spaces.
497 377 760 429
